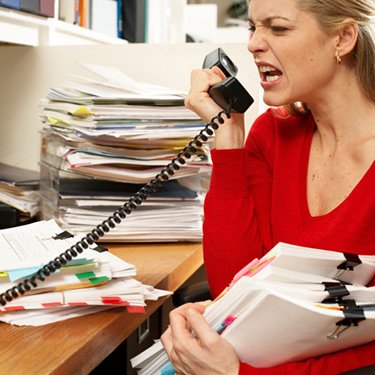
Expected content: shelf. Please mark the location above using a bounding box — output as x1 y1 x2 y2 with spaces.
0 7 44 46
0 7 126 46
44 19 127 46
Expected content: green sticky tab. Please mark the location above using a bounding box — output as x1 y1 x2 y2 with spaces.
89 276 110 285
66 258 95 266
76 271 96 280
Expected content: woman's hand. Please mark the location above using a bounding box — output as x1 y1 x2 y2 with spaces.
184 67 226 123
160 303 240 375
184 67 246 150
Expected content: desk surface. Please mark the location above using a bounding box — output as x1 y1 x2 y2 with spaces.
0 242 203 375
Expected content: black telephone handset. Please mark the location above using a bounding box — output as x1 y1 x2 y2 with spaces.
202 48 254 113
0 49 255 306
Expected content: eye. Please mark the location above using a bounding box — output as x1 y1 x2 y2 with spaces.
248 25 256 34
271 26 288 34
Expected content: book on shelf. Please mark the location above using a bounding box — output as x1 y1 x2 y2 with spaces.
121 0 146 43
78 0 86 27
131 242 375 373
0 0 20 10
58 0 76 24
0 0 55 17
90 0 118 38
20 0 39 15
39 0 54 17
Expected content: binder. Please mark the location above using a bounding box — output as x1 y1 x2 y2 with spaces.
78 0 86 27
122 0 146 43
19 0 39 15
39 0 54 17
58 0 76 24
0 202 19 228
90 0 118 38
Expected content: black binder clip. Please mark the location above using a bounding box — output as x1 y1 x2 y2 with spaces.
327 303 366 340
52 231 74 240
321 281 350 304
337 253 362 271
335 253 362 279
327 316 365 340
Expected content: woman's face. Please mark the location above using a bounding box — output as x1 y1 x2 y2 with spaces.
248 0 338 107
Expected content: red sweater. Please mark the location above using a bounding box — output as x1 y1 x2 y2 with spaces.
203 109 375 374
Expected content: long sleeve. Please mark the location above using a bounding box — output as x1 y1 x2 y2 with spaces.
202 109 375 374
203 149 260 297
203 110 277 297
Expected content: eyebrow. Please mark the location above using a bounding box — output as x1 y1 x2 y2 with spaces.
248 16 291 25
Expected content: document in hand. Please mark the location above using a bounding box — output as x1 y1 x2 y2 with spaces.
131 242 375 372
211 278 375 368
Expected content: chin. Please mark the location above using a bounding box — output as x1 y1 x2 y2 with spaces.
263 97 287 108
263 93 295 108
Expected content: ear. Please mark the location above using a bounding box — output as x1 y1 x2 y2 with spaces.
335 19 359 57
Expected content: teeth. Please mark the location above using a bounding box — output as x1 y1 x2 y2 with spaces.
258 64 282 82
266 75 280 82
259 65 276 73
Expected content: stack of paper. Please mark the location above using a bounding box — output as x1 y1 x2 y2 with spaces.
131 242 375 373
45 177 204 242
0 219 170 326
38 62 211 242
0 163 40 222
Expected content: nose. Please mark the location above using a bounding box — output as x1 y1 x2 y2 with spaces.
247 29 268 56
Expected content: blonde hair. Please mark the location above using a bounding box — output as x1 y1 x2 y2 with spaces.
249 0 375 115
297 0 375 102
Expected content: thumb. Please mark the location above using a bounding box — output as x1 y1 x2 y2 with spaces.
185 308 218 345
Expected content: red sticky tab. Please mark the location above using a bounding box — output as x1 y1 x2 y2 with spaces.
101 297 122 303
126 305 146 314
42 302 63 308
4 306 25 311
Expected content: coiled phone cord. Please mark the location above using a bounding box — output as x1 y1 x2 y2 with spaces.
0 107 232 306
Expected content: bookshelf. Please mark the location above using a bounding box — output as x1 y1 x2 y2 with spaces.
0 1 126 46
0 1 249 46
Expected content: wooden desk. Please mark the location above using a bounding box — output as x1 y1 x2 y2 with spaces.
0 242 203 375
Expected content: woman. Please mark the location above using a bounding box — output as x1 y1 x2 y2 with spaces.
161 0 375 373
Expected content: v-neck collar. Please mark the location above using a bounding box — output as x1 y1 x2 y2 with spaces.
299 114 375 220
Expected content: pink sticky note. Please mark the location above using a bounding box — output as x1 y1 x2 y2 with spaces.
231 258 260 285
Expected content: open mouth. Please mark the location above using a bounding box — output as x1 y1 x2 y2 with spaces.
259 65 283 82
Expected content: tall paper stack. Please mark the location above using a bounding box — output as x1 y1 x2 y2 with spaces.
38 62 211 242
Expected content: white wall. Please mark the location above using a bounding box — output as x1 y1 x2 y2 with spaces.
187 0 235 27
0 42 261 171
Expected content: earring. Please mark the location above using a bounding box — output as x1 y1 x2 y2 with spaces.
335 51 342 64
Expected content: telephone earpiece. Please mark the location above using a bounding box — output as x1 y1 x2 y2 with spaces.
202 48 254 113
